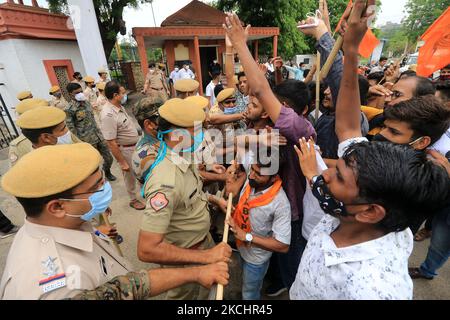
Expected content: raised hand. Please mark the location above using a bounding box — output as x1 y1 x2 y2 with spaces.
223 13 251 47
294 137 319 182
342 0 376 53
297 17 328 40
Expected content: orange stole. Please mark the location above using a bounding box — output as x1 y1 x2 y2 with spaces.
232 177 283 247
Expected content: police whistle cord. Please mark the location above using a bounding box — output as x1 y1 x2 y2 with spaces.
215 193 233 301
102 213 124 257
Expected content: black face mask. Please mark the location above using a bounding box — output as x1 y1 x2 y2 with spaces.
372 133 389 142
372 133 424 146
311 175 353 217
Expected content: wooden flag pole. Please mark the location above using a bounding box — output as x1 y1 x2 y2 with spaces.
102 213 124 257
315 51 322 121
216 193 233 300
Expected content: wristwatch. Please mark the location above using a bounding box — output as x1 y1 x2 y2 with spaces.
245 233 253 243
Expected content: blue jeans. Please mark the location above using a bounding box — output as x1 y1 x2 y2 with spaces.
241 258 270 300
275 220 307 289
419 206 450 278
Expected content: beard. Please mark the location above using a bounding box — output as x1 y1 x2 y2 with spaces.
248 179 259 189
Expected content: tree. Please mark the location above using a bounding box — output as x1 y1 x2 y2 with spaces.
47 0 154 59
215 0 350 59
403 0 450 43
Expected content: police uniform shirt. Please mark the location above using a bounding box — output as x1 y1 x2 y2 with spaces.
145 71 165 90
141 149 211 248
100 101 139 146
132 134 160 184
9 134 33 167
0 219 133 300
84 87 98 107
50 96 69 110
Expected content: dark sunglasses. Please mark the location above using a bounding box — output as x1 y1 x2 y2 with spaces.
223 99 236 104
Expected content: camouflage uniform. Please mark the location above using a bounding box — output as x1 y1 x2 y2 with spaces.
68 271 151 300
65 99 113 171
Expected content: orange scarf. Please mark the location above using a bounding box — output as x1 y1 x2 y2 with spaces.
233 176 283 247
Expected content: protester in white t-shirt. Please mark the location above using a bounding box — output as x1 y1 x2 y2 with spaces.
205 71 221 108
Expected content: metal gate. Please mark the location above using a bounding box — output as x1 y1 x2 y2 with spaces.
0 93 19 149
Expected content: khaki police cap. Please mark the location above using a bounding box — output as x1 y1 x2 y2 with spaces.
17 91 32 101
159 98 206 127
83 76 95 83
1 143 102 198
97 82 106 91
133 96 163 123
217 87 235 103
174 79 199 93
49 85 60 94
17 106 66 129
184 96 209 110
16 98 50 115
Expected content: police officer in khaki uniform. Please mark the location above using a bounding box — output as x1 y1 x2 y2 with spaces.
174 79 200 99
0 143 229 300
16 90 33 102
83 76 98 107
9 98 50 167
49 86 69 110
142 63 170 103
100 80 145 210
137 98 232 300
94 82 108 127
98 68 109 83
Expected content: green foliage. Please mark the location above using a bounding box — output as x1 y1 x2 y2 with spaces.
46 0 154 58
403 0 450 42
216 0 351 59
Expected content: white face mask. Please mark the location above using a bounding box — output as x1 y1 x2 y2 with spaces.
175 68 179 71
75 92 86 102
57 130 73 145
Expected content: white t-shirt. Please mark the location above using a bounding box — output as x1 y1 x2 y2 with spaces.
430 127 450 159
205 81 217 107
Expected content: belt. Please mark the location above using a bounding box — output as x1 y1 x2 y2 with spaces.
151 87 164 91
188 236 207 250
119 143 136 148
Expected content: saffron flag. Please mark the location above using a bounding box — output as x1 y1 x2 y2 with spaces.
335 0 380 58
417 7 450 77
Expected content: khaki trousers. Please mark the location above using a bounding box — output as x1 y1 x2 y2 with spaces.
120 146 137 201
161 233 215 300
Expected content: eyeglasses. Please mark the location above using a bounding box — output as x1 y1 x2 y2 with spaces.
60 171 106 200
223 99 236 104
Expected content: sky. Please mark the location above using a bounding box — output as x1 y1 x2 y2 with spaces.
3 0 409 30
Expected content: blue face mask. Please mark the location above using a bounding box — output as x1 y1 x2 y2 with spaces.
140 128 204 197
63 182 113 221
224 106 239 114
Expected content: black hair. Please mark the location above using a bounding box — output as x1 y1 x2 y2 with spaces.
343 141 450 233
367 71 384 84
273 80 311 116
237 72 246 81
412 76 436 97
379 56 388 62
16 188 74 218
399 69 416 79
158 116 175 133
383 95 450 144
358 75 370 106
300 62 306 67
105 80 122 100
214 84 224 98
436 80 450 103
21 124 59 144
148 63 156 68
303 69 311 79
443 64 450 70
212 70 221 79
66 82 81 94
73 72 81 78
